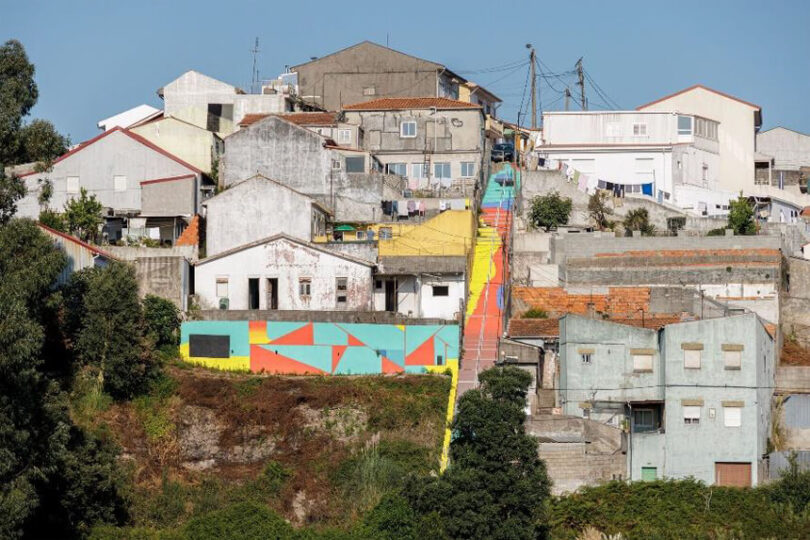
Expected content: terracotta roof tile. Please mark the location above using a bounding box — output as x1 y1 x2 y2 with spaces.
506 313 686 338
343 97 482 111
513 286 652 318
239 112 340 128
176 215 199 247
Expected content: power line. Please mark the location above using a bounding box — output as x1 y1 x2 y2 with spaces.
584 69 622 109
455 58 529 75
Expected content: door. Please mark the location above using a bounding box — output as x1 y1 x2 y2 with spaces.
715 462 751 487
266 278 278 310
641 467 657 482
248 278 259 310
385 279 397 312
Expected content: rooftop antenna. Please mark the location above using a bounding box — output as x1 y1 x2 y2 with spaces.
250 37 260 93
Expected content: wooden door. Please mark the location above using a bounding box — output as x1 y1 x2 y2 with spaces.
715 462 751 487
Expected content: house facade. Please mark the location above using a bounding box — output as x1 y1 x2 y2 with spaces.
289 41 465 112
202 175 329 257
559 313 774 486
238 111 363 149
342 97 486 195
17 127 209 243
222 114 402 222
194 234 374 311
130 116 222 175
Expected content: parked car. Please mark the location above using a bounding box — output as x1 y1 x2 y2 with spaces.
491 143 515 162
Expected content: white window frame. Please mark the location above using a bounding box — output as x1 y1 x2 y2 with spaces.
683 405 701 425
723 406 742 427
299 277 311 298
113 175 127 192
215 278 229 299
411 162 427 179
400 121 417 138
684 349 701 369
66 176 80 194
678 115 693 135
386 162 407 176
363 86 376 96
460 162 475 178
337 129 351 144
632 123 648 137
434 162 451 179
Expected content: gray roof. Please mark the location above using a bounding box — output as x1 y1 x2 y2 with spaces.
378 255 466 275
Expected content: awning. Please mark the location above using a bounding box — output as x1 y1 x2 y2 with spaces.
334 225 355 231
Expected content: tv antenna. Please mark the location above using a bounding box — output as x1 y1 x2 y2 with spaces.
250 37 260 93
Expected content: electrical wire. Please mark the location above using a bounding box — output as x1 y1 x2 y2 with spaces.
584 69 622 109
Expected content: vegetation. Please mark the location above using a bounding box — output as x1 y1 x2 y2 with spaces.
64 187 104 242
622 208 655 236
528 191 572 230
143 295 181 348
0 166 25 224
38 207 68 231
588 190 614 231
523 307 548 319
727 193 757 235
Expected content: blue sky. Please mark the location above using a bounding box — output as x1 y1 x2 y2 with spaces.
2 0 808 143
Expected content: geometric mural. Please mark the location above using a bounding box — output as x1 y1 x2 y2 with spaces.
180 320 460 375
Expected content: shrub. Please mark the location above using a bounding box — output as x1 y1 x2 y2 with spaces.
706 227 727 236
143 294 181 347
727 194 756 235
183 502 295 540
529 191 572 230
39 208 67 231
523 308 548 319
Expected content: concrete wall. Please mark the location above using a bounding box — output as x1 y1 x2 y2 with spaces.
141 175 198 217
105 244 197 261
290 41 446 111
203 176 323 257
180 319 459 374
371 274 465 321
639 86 759 195
130 256 189 310
18 129 199 219
131 117 220 173
757 127 810 171
783 257 810 347
40 226 110 285
195 237 373 311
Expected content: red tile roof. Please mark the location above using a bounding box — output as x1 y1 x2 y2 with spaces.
343 97 482 111
513 287 652 318
175 215 199 247
239 112 339 128
19 127 201 178
140 173 196 186
506 313 686 338
637 84 761 111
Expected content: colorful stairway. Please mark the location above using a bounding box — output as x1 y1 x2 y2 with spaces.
459 164 517 395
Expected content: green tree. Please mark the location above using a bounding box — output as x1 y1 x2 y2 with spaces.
64 187 103 242
38 208 67 231
0 167 25 224
623 208 656 236
143 294 181 348
528 191 572 230
0 39 38 165
727 194 756 235
18 119 69 164
588 190 613 231
73 263 160 399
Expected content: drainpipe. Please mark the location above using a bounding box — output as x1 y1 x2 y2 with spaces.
627 400 633 481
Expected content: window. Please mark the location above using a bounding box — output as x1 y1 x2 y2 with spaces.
337 129 351 144
580 353 592 364
215 278 229 298
633 409 656 432
66 176 80 194
386 162 407 176
345 156 365 173
633 354 653 372
678 115 693 135
400 121 417 138
684 349 701 369
363 86 376 96
332 159 342 170
723 345 743 370
411 163 428 179
299 278 311 298
633 123 648 136
724 406 742 427
336 277 348 306
432 285 449 297
461 162 475 177
114 175 127 192
434 162 451 179
375 279 383 290
683 405 701 425
641 467 657 481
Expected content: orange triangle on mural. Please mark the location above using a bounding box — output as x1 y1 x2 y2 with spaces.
332 345 347 373
406 338 434 366
382 356 404 373
271 322 314 345
250 345 325 374
347 333 365 347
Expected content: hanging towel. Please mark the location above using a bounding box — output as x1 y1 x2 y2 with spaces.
419 201 426 215
407 200 416 214
391 200 398 216
439 200 447 211
598 179 607 190
577 174 587 192
642 183 653 196
586 175 598 193
450 199 466 211
573 170 581 184
398 200 409 216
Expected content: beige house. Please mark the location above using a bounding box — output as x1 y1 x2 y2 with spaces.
131 116 222 175
342 97 486 194
637 85 762 196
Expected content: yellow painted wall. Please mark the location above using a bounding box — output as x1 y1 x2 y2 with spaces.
378 210 474 257
132 116 218 173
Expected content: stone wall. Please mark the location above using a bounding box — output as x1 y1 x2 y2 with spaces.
783 257 810 347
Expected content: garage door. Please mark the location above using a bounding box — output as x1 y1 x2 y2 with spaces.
715 462 751 487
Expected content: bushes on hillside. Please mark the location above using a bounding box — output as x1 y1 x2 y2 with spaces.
143 294 181 348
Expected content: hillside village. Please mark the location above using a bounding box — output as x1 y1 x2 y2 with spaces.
4 35 810 539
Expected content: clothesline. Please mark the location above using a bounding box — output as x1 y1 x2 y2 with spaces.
538 157 654 198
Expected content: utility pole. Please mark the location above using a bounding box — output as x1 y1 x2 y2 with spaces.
527 44 537 129
564 88 571 111
575 57 586 110
250 37 260 94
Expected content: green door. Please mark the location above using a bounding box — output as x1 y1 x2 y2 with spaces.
641 467 657 481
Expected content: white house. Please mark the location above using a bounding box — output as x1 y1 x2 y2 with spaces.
194 234 374 311
202 175 329 257
97 104 162 131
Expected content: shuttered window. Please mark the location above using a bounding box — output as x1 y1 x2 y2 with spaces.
684 349 701 369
